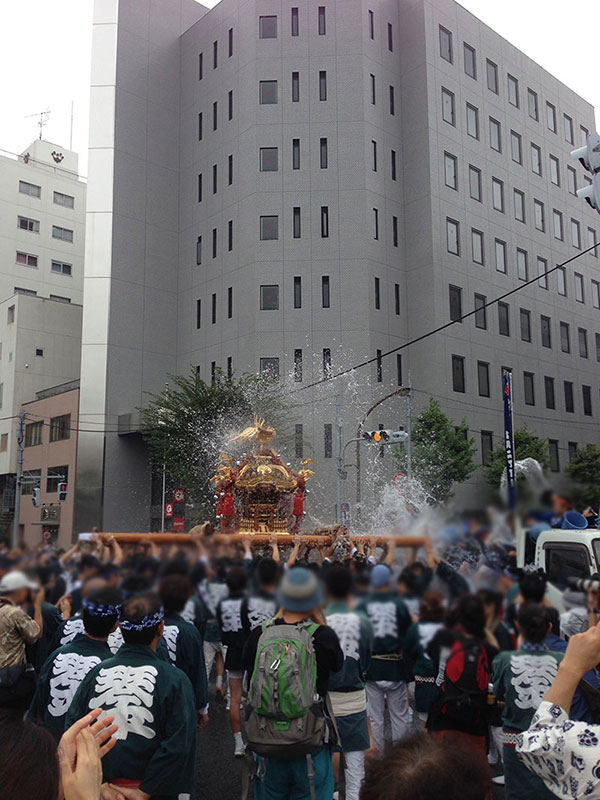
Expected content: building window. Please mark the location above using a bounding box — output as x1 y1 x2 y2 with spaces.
226 357 232 379
507 74 519 107
541 315 552 348
486 59 498 93
498 302 510 336
7 306 14 324
291 7 299 36
49 294 70 304
392 216 399 247
324 423 332 458
395 284 400 316
477 361 490 397
530 143 542 175
228 154 233 185
545 377 556 410
441 88 455 125
553 209 563 240
293 207 302 238
0 434 7 453
318 6 326 35
212 228 217 258
16 251 37 267
527 88 538 120
468 165 481 201
212 164 217 193
489 117 501 152
537 257 548 290
292 138 300 170
495 239 507 273
373 277 381 310
319 71 327 101
49 414 71 442
596 333 600 363
564 381 574 413
492 178 504 212
579 327 588 358
481 431 493 465
444 152 457 189
548 440 560 472
560 322 570 353
292 71 300 102
52 226 73 243
546 101 557 132
211 293 217 324
195 299 201 329
466 103 479 139
375 350 383 383
53 190 74 208
446 218 459 255
196 237 202 265
213 40 218 68
439 25 452 62
452 355 465 393
228 220 233 251
583 385 593 417
321 206 329 238
517 248 528 281
198 173 202 202
294 276 302 309
260 285 279 310
372 140 377 171
533 199 544 231
391 149 397 180
198 52 203 79
592 279 600 308
449 284 462 322
556 266 567 297
323 348 332 379
550 155 560 186
471 229 484 264
575 272 584 303
564 114 574 144
228 286 233 318
369 73 376 104
24 421 43 447
322 276 330 308
259 15 277 38
464 43 476 78
523 372 535 405
513 189 525 223
569 442 578 461
474 293 487 329
581 125 589 143
568 166 577 195
520 308 531 342
368 9 375 39
373 208 379 240
572 219 581 249
260 358 280 379
388 84 395 115
228 27 233 56
17 216 39 232
19 180 41 198
510 130 522 164
259 80 278 104
396 354 402 386
320 138 328 169
388 23 393 51
295 424 303 456
260 216 279 240
198 112 203 140
228 90 233 120
294 350 303 382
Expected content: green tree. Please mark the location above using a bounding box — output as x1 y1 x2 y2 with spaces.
395 398 476 504
484 425 550 488
139 369 290 518
566 443 600 509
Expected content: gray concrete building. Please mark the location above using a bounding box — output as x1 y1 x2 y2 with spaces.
78 0 600 533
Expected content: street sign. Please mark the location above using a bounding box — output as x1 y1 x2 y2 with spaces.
165 502 174 518
173 489 185 503
172 517 185 532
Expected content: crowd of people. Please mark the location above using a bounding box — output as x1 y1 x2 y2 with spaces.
2 512 600 800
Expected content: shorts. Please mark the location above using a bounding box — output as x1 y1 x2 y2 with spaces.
227 670 243 680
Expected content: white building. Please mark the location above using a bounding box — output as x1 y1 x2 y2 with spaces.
0 140 85 525
77 0 600 533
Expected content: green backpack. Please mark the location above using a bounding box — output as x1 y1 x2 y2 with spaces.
245 619 330 759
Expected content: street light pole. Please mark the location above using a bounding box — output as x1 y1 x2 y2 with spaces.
335 393 343 523
12 411 25 549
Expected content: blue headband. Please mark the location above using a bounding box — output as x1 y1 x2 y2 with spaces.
119 607 164 631
82 598 122 618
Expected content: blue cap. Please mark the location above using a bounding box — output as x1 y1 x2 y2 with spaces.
276 567 323 613
370 564 392 590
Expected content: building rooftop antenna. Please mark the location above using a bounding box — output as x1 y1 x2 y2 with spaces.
25 108 51 140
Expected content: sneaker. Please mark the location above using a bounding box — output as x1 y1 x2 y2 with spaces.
226 697 231 711
234 740 246 758
488 752 498 765
491 775 505 785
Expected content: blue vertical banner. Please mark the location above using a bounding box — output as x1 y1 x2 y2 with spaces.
502 368 517 510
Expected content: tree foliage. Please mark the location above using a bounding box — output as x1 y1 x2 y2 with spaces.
139 369 290 518
395 398 476 504
484 425 550 488
566 443 600 509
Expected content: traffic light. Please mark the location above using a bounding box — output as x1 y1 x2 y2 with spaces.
363 429 408 444
32 487 40 507
571 132 600 213
57 482 68 502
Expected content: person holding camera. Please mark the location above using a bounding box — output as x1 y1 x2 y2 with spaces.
0 570 44 709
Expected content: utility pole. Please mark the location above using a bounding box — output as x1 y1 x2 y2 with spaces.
12 411 25 549
405 378 413 480
335 392 344 523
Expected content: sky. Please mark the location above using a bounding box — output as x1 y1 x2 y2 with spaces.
0 0 598 176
